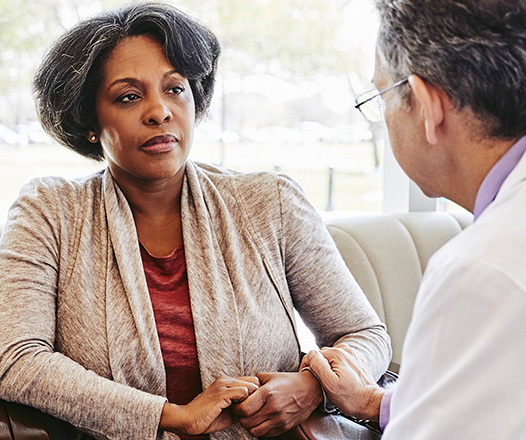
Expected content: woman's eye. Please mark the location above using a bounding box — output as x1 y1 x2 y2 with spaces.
119 93 140 103
170 86 185 95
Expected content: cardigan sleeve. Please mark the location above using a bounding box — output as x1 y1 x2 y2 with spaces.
0 178 168 440
277 176 392 379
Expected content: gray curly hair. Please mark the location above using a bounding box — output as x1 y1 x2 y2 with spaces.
33 2 220 161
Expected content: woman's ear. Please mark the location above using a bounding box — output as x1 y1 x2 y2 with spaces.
87 131 98 143
408 74 444 145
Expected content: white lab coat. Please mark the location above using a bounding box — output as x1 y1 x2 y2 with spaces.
384 150 526 439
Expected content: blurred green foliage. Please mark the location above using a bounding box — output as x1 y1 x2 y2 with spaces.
0 0 374 124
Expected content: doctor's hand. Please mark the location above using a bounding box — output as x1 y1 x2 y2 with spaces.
160 375 260 435
303 345 384 421
232 370 323 437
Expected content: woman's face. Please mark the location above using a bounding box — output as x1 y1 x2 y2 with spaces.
95 35 195 186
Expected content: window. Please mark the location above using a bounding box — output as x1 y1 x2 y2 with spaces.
0 0 393 224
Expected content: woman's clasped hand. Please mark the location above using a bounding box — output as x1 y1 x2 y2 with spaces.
233 370 324 437
160 376 260 435
160 370 325 437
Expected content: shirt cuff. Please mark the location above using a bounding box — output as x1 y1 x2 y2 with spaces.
379 387 395 431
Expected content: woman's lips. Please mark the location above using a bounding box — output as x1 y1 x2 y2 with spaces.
140 135 178 153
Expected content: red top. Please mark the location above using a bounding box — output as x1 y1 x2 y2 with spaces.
140 244 208 440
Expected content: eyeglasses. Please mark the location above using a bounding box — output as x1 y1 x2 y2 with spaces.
354 78 409 122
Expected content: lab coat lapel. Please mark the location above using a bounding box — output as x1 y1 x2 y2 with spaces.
497 146 526 198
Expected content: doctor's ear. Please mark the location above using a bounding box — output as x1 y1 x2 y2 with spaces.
408 75 445 145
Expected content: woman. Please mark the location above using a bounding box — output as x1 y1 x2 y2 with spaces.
0 3 390 439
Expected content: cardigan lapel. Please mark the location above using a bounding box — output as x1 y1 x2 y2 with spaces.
102 171 166 396
182 162 244 388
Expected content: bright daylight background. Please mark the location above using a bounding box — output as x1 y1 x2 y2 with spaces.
0 0 466 352
0 0 390 224
0 0 463 225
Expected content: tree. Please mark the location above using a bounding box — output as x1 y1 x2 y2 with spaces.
0 0 136 123
0 0 378 128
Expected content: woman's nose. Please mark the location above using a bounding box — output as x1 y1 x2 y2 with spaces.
144 96 172 125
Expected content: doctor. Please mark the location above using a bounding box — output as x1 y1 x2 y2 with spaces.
303 0 526 438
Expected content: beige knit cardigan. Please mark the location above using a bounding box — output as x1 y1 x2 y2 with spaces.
0 161 390 440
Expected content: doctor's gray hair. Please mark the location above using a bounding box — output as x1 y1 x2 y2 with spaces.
33 2 220 161
375 0 526 139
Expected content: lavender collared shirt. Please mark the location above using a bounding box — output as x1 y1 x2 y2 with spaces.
379 135 526 431
473 135 526 219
